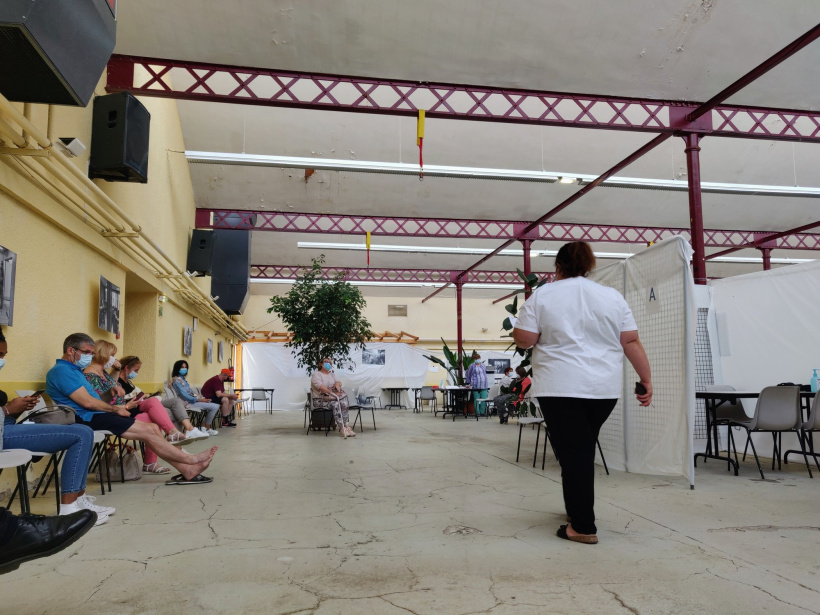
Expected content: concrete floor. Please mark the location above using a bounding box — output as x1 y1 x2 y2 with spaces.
3 410 820 615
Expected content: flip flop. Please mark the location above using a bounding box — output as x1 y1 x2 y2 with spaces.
165 474 213 486
556 524 598 544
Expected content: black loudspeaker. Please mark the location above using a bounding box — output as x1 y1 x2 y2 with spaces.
89 92 150 183
186 230 217 276
211 230 251 315
0 0 116 106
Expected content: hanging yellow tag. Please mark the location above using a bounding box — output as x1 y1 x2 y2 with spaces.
417 110 425 145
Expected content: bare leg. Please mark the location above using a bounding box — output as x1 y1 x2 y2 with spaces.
121 422 218 479
220 397 232 417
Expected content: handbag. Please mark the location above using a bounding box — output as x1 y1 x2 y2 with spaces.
97 444 142 482
27 405 76 425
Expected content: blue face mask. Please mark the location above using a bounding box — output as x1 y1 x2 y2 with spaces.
0 358 5 371
179 368 188 376
76 354 92 369
323 362 332 371
128 371 138 380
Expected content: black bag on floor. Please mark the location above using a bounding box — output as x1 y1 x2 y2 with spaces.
310 408 335 430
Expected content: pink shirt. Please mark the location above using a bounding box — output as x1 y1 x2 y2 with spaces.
310 370 340 397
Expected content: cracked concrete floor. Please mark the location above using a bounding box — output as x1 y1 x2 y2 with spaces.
4 411 820 614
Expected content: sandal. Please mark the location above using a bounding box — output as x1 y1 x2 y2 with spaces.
344 427 356 437
166 431 188 446
143 462 172 474
556 524 598 545
165 474 213 486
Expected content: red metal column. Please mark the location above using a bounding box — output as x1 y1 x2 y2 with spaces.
684 134 708 285
521 239 532 298
760 248 772 270
455 277 464 383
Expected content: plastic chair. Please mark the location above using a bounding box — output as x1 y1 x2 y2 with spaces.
419 386 437 413
728 386 812 479
0 449 33 514
250 389 270 413
306 391 335 436
349 387 377 432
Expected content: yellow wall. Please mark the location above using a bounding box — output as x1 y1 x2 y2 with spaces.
0 81 231 396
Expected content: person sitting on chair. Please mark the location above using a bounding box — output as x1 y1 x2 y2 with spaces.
47 333 218 486
171 361 220 435
201 369 237 428
310 358 355 438
499 367 514 392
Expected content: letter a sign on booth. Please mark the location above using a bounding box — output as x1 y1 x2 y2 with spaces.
646 283 660 316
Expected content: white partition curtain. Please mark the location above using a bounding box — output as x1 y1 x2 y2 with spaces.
241 342 433 410
591 236 696 485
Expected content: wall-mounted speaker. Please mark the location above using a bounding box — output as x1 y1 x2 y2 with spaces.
0 0 116 106
89 92 150 183
211 230 251 315
186 230 217 276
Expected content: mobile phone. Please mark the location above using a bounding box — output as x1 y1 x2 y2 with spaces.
635 382 647 395
135 392 145 401
32 389 45 397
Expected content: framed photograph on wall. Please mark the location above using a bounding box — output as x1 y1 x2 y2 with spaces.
98 276 121 335
207 339 213 364
192 316 198 331
218 341 224 363
183 326 192 356
0 245 17 326
486 358 510 374
362 348 386 365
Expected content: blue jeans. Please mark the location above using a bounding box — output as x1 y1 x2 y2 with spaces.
3 419 95 495
189 402 219 427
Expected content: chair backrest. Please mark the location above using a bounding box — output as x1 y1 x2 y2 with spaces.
163 384 177 400
420 386 435 400
705 385 736 392
251 390 267 400
753 386 801 431
806 392 820 430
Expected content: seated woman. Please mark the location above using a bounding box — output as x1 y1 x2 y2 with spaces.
170 360 220 435
310 357 355 438
0 326 111 526
84 340 189 475
118 356 208 442
498 366 532 424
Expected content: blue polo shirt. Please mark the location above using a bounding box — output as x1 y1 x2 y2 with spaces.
45 359 102 422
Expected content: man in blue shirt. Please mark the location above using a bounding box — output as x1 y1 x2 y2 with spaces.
465 353 489 416
47 333 220 485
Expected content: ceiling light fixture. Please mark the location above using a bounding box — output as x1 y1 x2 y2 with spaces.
558 176 576 184
185 151 820 197
250 278 524 290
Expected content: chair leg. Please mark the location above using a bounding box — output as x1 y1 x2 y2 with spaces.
516 423 524 463
597 438 609 476
746 431 765 479
532 423 541 468
797 430 813 478
742 434 750 461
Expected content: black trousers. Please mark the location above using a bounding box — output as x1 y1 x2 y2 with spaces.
538 396 617 535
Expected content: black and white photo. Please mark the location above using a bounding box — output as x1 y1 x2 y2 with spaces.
218 341 224 363
207 339 213 363
0 245 17 326
98 276 121 335
362 348 386 365
183 326 193 356
486 358 510 374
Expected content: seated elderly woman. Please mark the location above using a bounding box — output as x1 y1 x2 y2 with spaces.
117 355 208 442
84 340 191 475
310 357 355 438
0 326 111 526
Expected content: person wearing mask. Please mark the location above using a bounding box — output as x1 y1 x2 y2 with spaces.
499 367 514 392
310 358 355 437
513 241 652 545
200 369 238 428
46 333 218 486
84 340 194 474
118 356 208 442
0 327 110 525
465 353 489 416
171 361 220 435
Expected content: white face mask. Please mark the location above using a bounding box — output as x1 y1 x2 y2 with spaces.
0 357 5 371
104 356 116 369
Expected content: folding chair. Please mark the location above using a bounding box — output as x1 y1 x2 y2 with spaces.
418 386 437 413
349 388 377 432
784 390 820 474
250 389 270 413
0 449 33 514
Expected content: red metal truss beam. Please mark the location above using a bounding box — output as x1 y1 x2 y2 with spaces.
251 265 555 285
706 219 820 260
107 54 820 143
195 209 820 252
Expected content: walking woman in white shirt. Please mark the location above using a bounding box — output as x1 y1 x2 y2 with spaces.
513 241 652 545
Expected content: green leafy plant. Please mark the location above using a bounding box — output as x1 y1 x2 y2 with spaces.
423 338 476 386
267 256 372 373
501 269 551 376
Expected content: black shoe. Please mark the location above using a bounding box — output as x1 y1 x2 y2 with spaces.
221 420 236 427
0 510 97 574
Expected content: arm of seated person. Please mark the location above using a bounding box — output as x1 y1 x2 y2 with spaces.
69 387 133 417
4 395 39 417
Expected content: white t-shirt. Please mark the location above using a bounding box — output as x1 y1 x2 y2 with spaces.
515 276 637 399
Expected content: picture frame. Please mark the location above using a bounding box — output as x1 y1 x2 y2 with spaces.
183 326 193 356
98 276 121 335
218 340 224 363
0 245 17 326
207 339 213 364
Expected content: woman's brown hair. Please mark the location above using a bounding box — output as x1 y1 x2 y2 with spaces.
554 241 596 278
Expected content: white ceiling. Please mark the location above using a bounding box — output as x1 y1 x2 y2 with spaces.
114 1 820 296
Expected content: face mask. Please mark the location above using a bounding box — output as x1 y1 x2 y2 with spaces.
128 371 138 380
76 354 92 369
0 358 5 371
323 363 332 371
179 368 188 376
104 356 116 369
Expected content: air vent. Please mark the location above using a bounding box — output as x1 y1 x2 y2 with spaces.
388 305 408 317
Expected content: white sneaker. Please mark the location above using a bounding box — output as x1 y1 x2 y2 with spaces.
204 428 218 436
78 494 116 517
184 428 209 442
61 501 109 526
91 512 109 526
